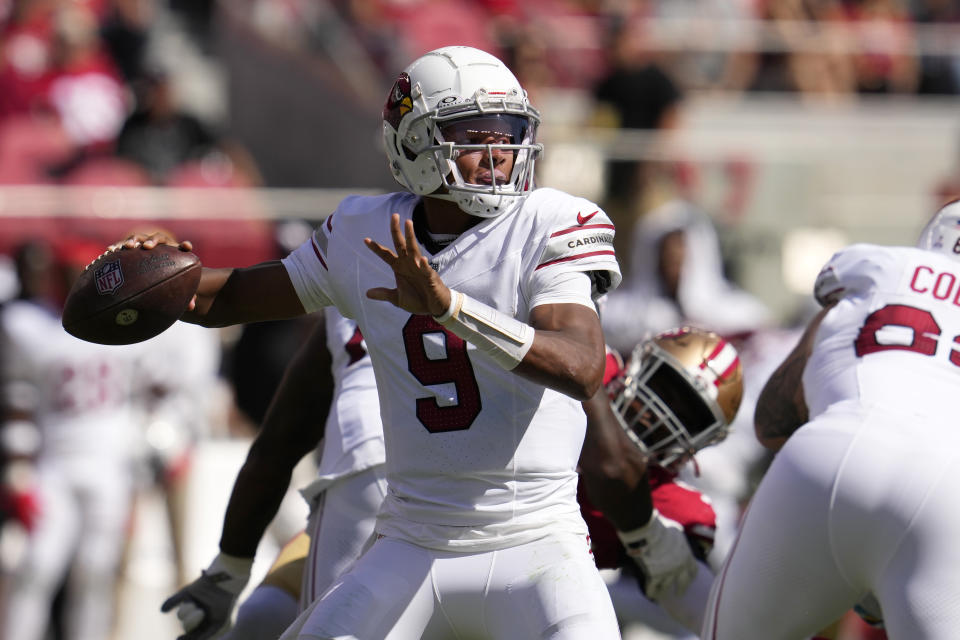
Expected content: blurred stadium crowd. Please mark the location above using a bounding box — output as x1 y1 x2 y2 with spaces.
1 0 959 639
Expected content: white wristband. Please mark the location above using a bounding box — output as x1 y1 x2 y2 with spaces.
434 290 464 324
434 289 534 370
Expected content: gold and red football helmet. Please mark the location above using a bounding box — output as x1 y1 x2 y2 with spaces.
608 327 744 468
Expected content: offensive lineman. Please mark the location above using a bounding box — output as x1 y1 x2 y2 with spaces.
702 199 960 639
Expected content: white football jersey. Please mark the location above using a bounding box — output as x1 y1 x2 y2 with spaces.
312 307 384 486
807 243 960 420
0 300 146 460
283 189 621 550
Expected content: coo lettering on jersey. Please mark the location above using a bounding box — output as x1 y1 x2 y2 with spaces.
909 264 960 305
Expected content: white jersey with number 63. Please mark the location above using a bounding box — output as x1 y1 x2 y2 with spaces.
809 243 960 420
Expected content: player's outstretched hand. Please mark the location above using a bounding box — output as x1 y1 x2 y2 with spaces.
619 509 698 602
160 553 252 640
365 213 450 317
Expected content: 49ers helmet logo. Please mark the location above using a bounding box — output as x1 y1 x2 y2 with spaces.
383 72 413 130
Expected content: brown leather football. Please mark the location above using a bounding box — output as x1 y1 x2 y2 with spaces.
62 244 202 345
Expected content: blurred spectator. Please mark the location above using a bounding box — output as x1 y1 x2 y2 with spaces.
751 0 858 97
168 0 216 53
0 239 145 640
44 4 128 153
0 1 74 183
830 0 919 95
339 0 411 75
0 1 129 182
99 0 155 85
649 0 763 94
0 0 59 122
591 14 685 262
375 0 502 59
906 0 959 94
493 15 556 102
757 0 918 97
115 69 262 186
601 198 771 355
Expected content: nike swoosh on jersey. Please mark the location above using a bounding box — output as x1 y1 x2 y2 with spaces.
577 210 599 225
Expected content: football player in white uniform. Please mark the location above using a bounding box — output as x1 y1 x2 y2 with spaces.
162 307 386 640
702 199 960 639
0 240 147 640
118 46 703 639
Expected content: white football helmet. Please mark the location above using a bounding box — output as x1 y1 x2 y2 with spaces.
382 46 542 218
917 198 960 259
608 327 744 468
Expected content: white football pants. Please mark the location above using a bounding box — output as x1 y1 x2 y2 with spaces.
702 402 960 640
280 532 622 640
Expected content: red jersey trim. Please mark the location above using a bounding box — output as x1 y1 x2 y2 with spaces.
536 250 616 270
311 237 328 270
549 223 616 238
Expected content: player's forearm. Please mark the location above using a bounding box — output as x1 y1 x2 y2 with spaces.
219 317 331 557
755 308 828 451
218 415 324 557
754 356 808 452
579 389 653 529
180 267 231 325
219 447 296 557
183 262 306 327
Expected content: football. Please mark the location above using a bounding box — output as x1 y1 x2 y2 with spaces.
62 244 202 345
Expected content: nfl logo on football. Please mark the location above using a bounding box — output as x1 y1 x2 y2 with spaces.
95 261 124 295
